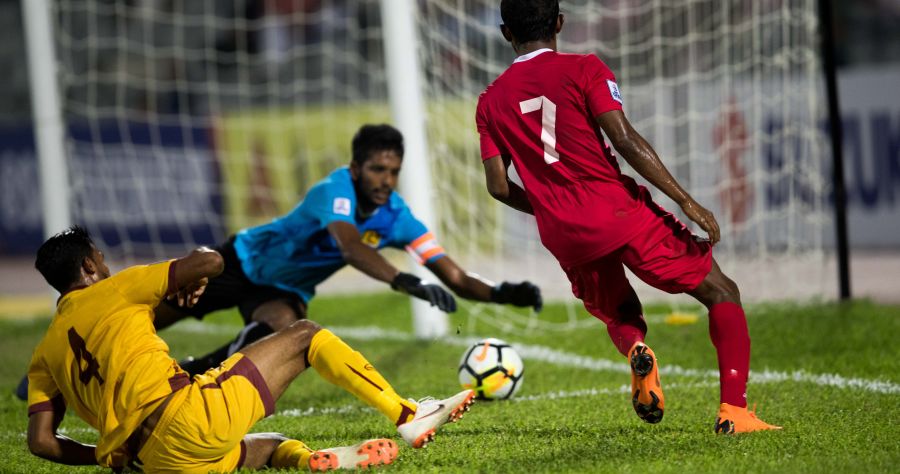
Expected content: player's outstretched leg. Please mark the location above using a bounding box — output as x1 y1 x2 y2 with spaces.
397 390 476 448
628 342 664 424
688 259 780 433
305 328 475 448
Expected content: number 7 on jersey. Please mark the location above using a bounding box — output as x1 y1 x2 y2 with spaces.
519 96 560 164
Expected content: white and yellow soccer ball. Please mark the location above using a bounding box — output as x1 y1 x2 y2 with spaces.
458 338 524 400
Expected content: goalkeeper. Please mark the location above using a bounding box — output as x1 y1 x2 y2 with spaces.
157 123 542 375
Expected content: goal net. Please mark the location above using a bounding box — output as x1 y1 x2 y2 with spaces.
46 0 834 334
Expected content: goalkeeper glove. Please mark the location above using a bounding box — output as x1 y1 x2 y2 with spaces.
491 281 543 312
391 272 457 313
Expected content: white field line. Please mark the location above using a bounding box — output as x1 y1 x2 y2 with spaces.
273 381 720 419
168 322 900 395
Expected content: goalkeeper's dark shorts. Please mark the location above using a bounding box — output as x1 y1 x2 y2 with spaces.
160 236 306 324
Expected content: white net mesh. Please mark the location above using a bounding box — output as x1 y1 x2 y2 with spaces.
49 0 835 334
55 0 392 259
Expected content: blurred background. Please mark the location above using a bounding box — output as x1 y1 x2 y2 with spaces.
0 0 898 325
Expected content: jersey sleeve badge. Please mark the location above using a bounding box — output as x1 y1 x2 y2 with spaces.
607 79 623 104
332 197 352 216
361 230 382 248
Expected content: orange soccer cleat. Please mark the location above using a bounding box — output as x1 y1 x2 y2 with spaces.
628 342 665 424
714 403 782 434
308 438 399 471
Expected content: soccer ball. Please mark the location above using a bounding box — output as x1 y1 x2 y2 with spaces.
458 338 524 400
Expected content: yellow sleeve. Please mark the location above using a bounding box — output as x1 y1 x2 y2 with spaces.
27 352 64 417
110 260 177 306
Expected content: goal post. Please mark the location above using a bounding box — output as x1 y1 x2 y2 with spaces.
380 0 448 338
23 0 70 240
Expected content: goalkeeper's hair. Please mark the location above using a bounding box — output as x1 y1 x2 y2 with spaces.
352 124 404 164
501 0 559 44
35 225 96 293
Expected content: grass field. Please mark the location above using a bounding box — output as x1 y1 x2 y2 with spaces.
0 294 898 473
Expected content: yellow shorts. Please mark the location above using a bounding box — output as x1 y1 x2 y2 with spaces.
137 353 275 473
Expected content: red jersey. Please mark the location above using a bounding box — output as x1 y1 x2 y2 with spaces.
477 49 657 266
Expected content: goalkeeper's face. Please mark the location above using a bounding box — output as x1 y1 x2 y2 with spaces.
352 150 402 209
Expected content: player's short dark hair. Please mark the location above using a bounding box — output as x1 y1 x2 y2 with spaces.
35 225 96 293
501 0 560 44
351 124 404 164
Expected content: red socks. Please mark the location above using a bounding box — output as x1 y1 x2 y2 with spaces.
708 302 750 407
604 300 750 407
606 319 647 356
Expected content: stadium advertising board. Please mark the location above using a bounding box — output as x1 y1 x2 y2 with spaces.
212 105 391 234
0 122 222 256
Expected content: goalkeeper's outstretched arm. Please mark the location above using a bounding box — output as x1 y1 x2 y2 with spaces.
328 220 458 312
426 255 542 312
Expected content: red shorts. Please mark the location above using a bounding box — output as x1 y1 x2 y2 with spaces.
562 203 712 324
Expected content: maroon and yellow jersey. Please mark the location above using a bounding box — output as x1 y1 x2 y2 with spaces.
27 261 189 467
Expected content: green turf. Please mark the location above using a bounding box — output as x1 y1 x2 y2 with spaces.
1 294 898 473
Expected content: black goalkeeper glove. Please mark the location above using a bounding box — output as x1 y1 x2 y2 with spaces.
491 281 543 312
391 272 457 313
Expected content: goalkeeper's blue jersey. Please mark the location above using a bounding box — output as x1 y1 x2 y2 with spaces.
233 166 445 303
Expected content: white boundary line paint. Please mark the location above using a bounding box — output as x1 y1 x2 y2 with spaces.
167 322 900 395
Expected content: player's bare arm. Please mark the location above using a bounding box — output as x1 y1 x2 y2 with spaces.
482 155 534 215
27 410 96 465
427 256 494 300
167 247 225 307
328 221 457 312
596 110 721 244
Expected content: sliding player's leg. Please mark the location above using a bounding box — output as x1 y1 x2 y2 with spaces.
240 320 474 449
688 260 781 434
563 253 663 424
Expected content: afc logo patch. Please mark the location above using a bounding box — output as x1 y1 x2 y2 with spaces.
607 79 623 104
333 197 351 216
361 230 382 248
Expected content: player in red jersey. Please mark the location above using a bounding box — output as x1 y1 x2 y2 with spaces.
476 0 780 434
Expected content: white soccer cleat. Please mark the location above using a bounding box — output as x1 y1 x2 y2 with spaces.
396 389 476 448
308 438 398 471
